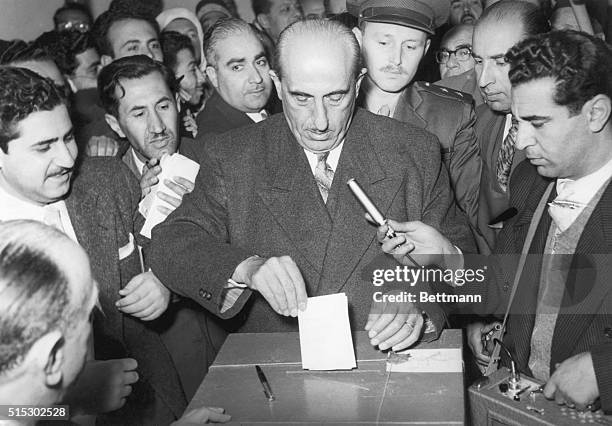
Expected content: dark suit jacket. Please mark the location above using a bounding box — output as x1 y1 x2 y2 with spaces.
195 91 254 138
150 109 475 335
119 143 227 401
67 158 186 424
475 104 527 253
393 82 482 234
469 161 612 413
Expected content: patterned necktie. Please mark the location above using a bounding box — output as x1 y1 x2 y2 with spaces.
314 152 334 203
496 116 519 192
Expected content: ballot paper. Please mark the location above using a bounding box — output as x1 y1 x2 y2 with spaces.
386 348 463 373
298 293 356 370
139 153 200 238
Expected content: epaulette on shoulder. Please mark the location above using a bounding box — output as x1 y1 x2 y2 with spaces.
414 81 473 104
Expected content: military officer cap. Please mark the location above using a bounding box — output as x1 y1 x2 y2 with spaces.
347 0 449 34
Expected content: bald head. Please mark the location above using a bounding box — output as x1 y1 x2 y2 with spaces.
274 19 361 81
270 20 365 154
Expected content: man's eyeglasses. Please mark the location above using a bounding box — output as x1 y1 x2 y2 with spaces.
57 21 91 33
436 45 472 64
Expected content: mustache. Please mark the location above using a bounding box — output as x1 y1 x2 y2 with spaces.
380 65 405 74
48 167 72 177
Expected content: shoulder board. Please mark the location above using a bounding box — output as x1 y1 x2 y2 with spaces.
414 81 473 104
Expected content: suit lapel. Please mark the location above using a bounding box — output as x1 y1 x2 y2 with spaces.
122 148 142 179
552 181 612 363
65 182 123 340
256 123 332 273
505 175 553 370
323 115 402 293
213 91 255 128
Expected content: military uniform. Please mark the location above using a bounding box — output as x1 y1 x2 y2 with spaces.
392 81 482 233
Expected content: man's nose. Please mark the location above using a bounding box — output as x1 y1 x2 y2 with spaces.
55 140 76 168
514 121 534 150
312 99 328 131
248 65 263 84
477 61 494 89
148 111 166 134
388 46 402 67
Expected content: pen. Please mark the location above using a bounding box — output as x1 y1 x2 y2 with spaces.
255 365 275 401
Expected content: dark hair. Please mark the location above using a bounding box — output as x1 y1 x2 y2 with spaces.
109 0 163 20
92 8 160 58
33 31 96 76
98 55 176 117
160 31 195 72
0 40 52 66
275 19 361 80
508 30 612 115
196 0 232 16
0 67 65 153
479 0 550 37
252 0 272 15
0 221 78 375
53 3 93 28
204 17 261 68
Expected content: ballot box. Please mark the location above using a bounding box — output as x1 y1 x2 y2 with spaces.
187 329 464 425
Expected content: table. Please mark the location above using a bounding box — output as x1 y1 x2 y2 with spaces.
187 329 465 425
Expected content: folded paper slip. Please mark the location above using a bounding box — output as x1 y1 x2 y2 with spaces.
139 153 200 238
298 293 356 371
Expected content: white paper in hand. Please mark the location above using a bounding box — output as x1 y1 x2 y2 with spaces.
298 293 356 370
139 153 200 238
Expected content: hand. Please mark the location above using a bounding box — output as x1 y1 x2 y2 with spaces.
466 321 502 370
171 407 231 425
183 110 198 138
140 157 162 198
237 255 308 317
64 358 139 414
377 220 459 268
86 135 120 157
544 352 600 410
156 176 195 216
116 271 171 321
366 290 424 351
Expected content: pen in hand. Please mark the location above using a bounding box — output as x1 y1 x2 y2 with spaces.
255 365 275 402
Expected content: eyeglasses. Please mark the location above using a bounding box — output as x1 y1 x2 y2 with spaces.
436 45 472 64
57 21 91 33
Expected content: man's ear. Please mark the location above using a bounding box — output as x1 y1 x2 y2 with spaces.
424 38 431 56
104 114 126 139
256 13 270 31
584 94 612 133
355 67 368 94
352 26 363 48
269 70 282 101
23 330 64 388
205 66 219 89
65 75 77 94
100 55 113 68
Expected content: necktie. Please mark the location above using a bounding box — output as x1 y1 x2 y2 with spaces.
260 110 269 120
496 116 518 192
314 152 334 203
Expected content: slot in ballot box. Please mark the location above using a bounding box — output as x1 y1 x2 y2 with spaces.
187 329 465 425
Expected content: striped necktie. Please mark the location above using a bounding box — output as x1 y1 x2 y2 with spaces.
496 116 519 192
314 152 334 203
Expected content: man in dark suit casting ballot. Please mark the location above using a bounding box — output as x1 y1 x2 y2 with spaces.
150 19 474 351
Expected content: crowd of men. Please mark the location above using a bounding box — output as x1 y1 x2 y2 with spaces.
0 0 611 424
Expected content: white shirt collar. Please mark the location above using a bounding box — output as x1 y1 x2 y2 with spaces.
0 184 79 243
131 148 147 175
304 141 344 174
555 155 612 205
246 110 268 123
